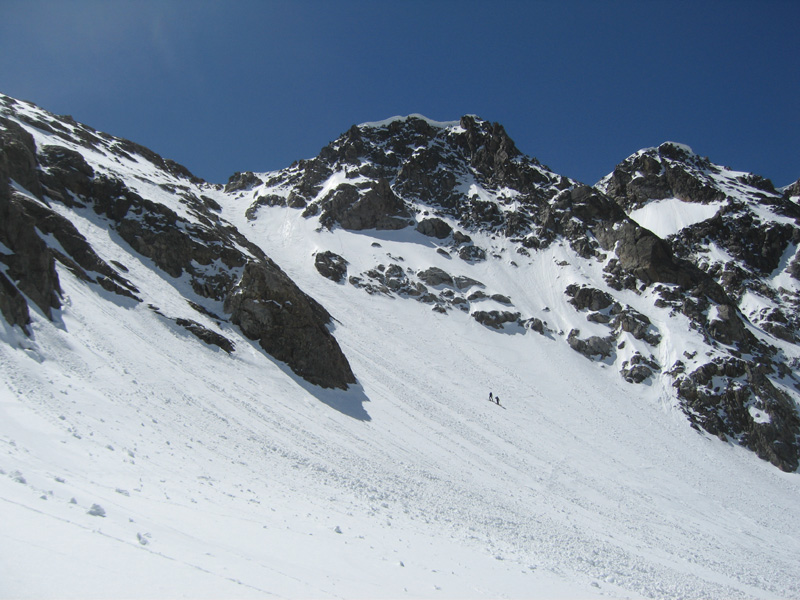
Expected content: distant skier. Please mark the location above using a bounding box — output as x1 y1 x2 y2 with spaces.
489 392 494 403
495 395 501 406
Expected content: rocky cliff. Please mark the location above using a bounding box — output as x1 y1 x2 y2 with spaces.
0 94 355 389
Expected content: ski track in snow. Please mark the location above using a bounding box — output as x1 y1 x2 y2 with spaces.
0 128 799 597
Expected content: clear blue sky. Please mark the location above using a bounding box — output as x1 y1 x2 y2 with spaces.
2 0 798 187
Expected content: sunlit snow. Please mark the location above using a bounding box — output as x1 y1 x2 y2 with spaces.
628 197 723 239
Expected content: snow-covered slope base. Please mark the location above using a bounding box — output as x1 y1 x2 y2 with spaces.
3 204 800 599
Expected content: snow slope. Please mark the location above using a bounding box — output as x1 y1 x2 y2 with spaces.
628 197 723 238
3 195 800 599
2 96 800 598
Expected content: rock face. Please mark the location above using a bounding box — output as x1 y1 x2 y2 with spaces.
242 115 572 244
0 93 355 390
599 142 800 471
225 261 355 389
236 114 800 470
2 93 799 469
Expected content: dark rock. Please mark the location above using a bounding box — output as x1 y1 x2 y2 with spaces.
587 312 611 324
458 245 486 262
17 196 140 300
567 329 614 359
490 294 512 305
39 145 94 198
0 270 30 332
453 275 484 290
416 217 452 239
417 267 453 287
565 284 615 312
621 354 659 383
675 357 800 471
314 250 348 283
613 308 661 346
225 171 263 193
0 116 42 198
472 310 520 329
315 179 412 231
224 260 356 389
524 317 549 335
707 304 754 347
175 318 234 353
0 192 61 319
453 231 472 245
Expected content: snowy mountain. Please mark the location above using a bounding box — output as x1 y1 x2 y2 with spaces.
2 93 800 599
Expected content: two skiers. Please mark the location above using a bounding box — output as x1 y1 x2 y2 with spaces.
489 392 500 406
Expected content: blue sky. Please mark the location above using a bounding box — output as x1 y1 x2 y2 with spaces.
1 0 798 186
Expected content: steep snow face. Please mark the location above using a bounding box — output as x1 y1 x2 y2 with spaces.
627 197 724 238
2 93 800 599
4 207 800 599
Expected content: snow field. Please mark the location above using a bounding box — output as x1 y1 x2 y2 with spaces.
1 139 800 597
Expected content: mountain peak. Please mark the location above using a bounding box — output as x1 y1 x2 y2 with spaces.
3 90 800 598
358 114 462 130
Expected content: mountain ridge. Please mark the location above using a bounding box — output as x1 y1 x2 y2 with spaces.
2 94 800 470
2 91 800 598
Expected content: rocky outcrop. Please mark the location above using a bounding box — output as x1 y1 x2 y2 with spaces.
599 142 727 211
175 318 235 353
416 217 452 239
673 357 800 471
225 260 355 389
0 94 357 391
307 179 413 231
567 330 615 359
472 310 521 330
314 250 348 283
417 267 453 287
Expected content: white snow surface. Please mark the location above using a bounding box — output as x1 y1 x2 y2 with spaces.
628 197 723 238
1 101 800 598
360 114 462 130
2 194 800 599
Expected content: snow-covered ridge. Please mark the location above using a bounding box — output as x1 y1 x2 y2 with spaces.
359 113 462 129
2 92 800 599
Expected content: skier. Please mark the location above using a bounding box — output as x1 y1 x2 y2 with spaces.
495 395 501 406
489 392 494 403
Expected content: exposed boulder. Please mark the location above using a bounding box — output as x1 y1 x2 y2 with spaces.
453 275 484 290
620 354 660 383
224 260 356 389
565 284 616 312
458 244 487 262
567 329 614 360
416 217 452 239
175 318 235 353
314 250 348 283
417 267 453 287
472 310 520 329
613 308 661 346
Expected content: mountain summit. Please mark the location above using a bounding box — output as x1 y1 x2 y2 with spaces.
2 94 800 598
